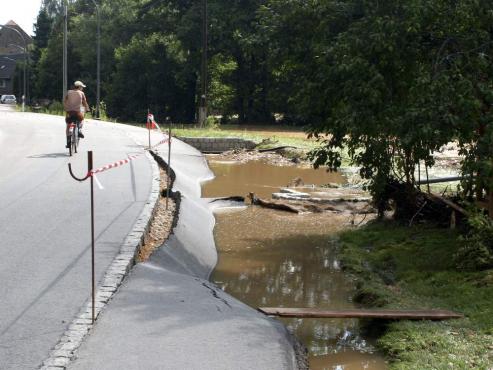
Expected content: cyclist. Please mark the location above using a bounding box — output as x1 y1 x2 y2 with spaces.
63 80 90 148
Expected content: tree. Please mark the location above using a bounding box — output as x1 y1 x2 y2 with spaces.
31 7 54 99
107 33 195 122
266 0 493 218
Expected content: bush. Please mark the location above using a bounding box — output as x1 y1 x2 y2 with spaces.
47 100 64 115
205 116 220 130
456 212 493 271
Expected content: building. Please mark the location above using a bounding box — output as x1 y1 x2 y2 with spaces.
0 20 32 96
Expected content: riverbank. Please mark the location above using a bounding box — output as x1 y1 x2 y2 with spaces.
337 222 493 368
68 135 304 370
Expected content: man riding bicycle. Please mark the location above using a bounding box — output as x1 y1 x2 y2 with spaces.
63 81 90 148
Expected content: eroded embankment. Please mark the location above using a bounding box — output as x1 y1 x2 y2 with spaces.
338 222 493 368
67 137 306 370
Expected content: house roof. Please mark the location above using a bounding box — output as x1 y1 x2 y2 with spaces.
0 20 32 54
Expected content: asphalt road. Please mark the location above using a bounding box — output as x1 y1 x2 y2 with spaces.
0 109 153 369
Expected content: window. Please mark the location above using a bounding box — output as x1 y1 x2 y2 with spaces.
0 80 6 88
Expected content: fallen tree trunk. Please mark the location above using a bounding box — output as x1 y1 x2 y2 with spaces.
247 193 372 214
424 192 468 216
248 193 302 213
257 146 297 153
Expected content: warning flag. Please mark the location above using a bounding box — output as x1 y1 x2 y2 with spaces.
147 113 157 129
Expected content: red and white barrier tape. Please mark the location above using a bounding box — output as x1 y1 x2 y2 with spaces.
151 136 170 149
85 133 170 190
91 153 142 176
152 121 162 133
76 115 171 190
86 153 142 190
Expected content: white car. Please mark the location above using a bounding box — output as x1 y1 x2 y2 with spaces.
0 95 16 104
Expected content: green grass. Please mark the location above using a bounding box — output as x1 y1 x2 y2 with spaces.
338 222 493 369
170 125 353 166
171 125 318 150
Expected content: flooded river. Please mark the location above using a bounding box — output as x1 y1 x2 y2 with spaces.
203 159 387 369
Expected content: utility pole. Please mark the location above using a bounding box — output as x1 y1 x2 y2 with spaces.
63 1 68 102
22 51 26 111
91 0 101 119
199 0 208 127
7 43 27 111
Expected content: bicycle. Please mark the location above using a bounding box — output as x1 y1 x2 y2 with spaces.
67 119 81 156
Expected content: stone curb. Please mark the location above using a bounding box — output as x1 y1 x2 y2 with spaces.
39 150 160 370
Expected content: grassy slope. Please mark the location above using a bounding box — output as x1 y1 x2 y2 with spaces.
338 222 493 369
171 125 318 150
171 125 353 166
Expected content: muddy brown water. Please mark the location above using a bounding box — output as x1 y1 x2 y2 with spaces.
203 159 387 369
201 159 345 199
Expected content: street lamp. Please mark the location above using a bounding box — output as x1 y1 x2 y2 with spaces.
63 1 68 102
8 43 28 112
91 0 101 119
199 0 208 127
0 24 28 111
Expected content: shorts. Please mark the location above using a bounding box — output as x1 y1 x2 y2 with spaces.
65 111 84 124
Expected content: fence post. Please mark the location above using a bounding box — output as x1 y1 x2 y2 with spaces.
166 120 172 210
147 109 151 150
68 151 96 324
489 160 493 219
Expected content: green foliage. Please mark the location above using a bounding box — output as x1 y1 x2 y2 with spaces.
28 100 65 116
379 322 493 370
259 0 493 211
30 0 493 210
339 222 493 368
34 34 63 99
107 32 194 122
31 8 54 67
45 100 64 115
204 115 220 130
456 211 493 271
208 54 237 117
173 125 318 150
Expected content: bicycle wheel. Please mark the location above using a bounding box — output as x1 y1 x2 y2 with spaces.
71 126 77 154
68 135 72 156
76 122 81 150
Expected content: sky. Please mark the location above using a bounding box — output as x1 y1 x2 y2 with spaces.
1 0 43 36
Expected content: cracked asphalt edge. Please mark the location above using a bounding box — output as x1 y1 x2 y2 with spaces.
39 142 160 370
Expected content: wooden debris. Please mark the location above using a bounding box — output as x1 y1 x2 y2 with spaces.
257 146 297 153
258 307 464 320
425 192 468 216
248 192 373 214
248 193 303 213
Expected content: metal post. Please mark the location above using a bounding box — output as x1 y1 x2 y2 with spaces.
63 1 68 102
68 151 96 324
8 43 27 111
166 122 171 210
89 152 95 324
26 52 30 103
92 0 101 119
148 109 151 149
22 52 26 111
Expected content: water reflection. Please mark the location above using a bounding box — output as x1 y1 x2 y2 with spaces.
211 207 387 369
206 160 387 369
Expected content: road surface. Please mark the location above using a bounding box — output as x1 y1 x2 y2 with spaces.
0 109 153 369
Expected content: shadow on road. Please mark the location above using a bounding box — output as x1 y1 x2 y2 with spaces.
28 153 69 159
